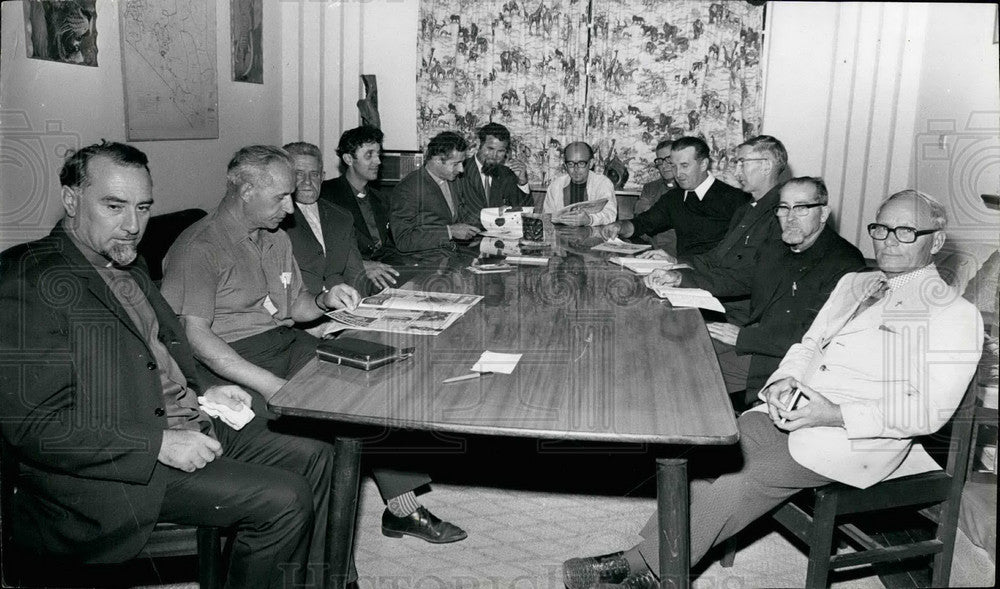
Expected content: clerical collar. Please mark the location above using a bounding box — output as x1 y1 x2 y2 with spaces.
345 175 368 198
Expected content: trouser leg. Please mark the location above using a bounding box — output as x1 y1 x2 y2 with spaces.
156 457 313 589
635 412 832 573
372 468 433 503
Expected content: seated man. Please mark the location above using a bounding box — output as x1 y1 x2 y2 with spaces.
639 135 789 326
454 122 533 226
0 141 329 588
608 136 750 257
321 125 410 290
389 131 479 258
645 177 865 406
542 141 617 226
282 141 371 296
564 189 984 587
631 138 678 252
282 141 468 544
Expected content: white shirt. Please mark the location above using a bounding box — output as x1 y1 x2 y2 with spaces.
684 174 716 202
297 202 325 254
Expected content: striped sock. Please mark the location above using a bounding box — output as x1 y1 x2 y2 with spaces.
386 491 421 517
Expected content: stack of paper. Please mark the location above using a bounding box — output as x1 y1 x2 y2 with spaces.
591 238 651 255
505 255 549 265
651 285 725 313
324 288 483 335
608 257 691 275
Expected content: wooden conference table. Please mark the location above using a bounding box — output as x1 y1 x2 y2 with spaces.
269 224 738 589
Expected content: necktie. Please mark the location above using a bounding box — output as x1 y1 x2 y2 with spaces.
850 279 888 321
684 190 695 203
484 175 493 207
440 181 457 219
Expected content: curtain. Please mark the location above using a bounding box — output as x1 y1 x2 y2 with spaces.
417 0 764 191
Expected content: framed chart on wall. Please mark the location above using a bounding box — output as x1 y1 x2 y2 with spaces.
119 0 219 140
377 151 424 187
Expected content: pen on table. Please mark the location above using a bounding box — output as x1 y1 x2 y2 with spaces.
442 372 494 384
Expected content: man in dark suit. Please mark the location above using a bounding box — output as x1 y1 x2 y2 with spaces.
638 135 789 326
0 142 330 588
320 125 409 290
283 142 468 544
453 122 533 226
610 136 751 257
389 131 479 259
282 142 371 296
646 177 865 406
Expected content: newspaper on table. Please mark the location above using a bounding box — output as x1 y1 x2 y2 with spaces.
650 285 726 313
591 238 651 255
323 288 482 336
608 257 691 275
555 198 607 216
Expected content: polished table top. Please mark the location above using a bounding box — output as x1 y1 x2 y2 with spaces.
270 225 738 446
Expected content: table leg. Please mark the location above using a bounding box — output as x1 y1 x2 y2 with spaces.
328 437 362 589
655 458 690 589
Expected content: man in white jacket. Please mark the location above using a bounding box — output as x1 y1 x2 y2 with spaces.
563 189 984 588
542 141 617 226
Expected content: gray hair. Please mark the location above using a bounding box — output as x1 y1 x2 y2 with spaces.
782 176 829 205
739 135 788 175
282 141 323 163
226 145 292 196
877 189 948 229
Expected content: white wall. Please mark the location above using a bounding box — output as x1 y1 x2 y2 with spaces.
762 1 999 260
0 0 283 250
280 0 418 176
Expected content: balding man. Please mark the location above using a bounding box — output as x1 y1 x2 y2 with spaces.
610 136 750 256
542 141 618 226
564 189 984 587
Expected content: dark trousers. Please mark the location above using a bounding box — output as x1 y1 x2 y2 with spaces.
711 338 751 395
157 414 335 588
226 327 433 501
635 412 832 573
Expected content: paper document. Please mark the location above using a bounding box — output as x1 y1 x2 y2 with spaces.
609 257 691 275
471 351 522 374
591 238 651 255
651 286 726 313
505 255 549 265
360 288 482 314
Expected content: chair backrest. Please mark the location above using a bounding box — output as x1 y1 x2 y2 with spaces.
137 208 207 282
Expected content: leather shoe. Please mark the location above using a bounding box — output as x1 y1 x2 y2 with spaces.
381 506 467 543
562 551 630 588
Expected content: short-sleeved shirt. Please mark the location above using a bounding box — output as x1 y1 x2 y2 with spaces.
161 206 308 343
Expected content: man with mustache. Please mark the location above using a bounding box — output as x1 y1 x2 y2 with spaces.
453 122 533 225
645 177 865 407
0 142 332 588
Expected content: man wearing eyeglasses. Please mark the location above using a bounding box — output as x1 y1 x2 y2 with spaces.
643 177 864 407
563 189 983 588
542 141 618 226
636 135 787 324
628 139 677 252
606 136 750 257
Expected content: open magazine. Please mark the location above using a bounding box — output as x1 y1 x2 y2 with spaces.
555 198 608 216
324 289 483 336
608 257 691 275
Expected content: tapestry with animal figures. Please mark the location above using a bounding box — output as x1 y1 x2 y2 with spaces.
416 0 764 191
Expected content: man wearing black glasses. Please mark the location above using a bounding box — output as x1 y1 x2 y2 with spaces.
542 141 618 226
564 189 983 588
644 177 864 407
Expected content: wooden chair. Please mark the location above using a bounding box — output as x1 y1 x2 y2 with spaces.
0 439 224 588
720 380 978 588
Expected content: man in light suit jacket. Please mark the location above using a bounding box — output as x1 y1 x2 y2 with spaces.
389 131 479 259
609 136 751 257
454 122 533 226
564 189 984 588
542 141 618 226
